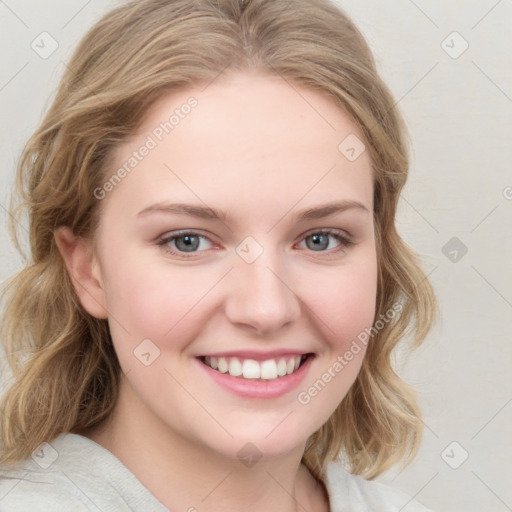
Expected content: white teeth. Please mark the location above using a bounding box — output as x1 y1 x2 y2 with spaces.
202 355 308 380
229 357 243 377
242 359 261 379
260 359 277 380
217 357 229 373
276 358 287 376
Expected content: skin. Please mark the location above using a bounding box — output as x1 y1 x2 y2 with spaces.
55 70 378 512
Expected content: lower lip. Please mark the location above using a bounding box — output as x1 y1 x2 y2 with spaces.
196 355 314 399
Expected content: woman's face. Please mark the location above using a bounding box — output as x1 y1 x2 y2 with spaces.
85 71 377 461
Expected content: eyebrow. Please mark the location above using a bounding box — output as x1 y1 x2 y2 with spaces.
136 200 370 222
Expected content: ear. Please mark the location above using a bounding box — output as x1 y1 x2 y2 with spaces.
54 226 108 319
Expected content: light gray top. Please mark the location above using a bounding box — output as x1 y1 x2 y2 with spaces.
0 433 434 511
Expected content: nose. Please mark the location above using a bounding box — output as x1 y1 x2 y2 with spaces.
224 250 301 336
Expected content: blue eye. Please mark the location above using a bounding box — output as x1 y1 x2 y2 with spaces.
158 231 213 255
157 229 354 258
299 230 354 252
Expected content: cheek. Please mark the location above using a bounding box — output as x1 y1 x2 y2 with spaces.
306 257 378 351
295 258 377 411
102 255 218 346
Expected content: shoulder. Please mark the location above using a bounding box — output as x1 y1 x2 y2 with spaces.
0 433 169 512
324 461 435 512
0 468 90 511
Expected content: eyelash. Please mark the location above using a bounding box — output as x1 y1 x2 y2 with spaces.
156 229 355 259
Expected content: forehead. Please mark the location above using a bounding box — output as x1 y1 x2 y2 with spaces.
102 71 373 225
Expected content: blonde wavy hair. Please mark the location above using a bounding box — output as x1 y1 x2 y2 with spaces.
0 0 437 482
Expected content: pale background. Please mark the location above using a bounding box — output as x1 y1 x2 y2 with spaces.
0 1 511 511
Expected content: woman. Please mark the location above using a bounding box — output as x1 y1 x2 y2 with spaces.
0 1 437 510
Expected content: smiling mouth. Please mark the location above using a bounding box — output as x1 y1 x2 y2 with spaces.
197 353 314 381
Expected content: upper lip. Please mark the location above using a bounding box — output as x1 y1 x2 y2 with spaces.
196 350 313 362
